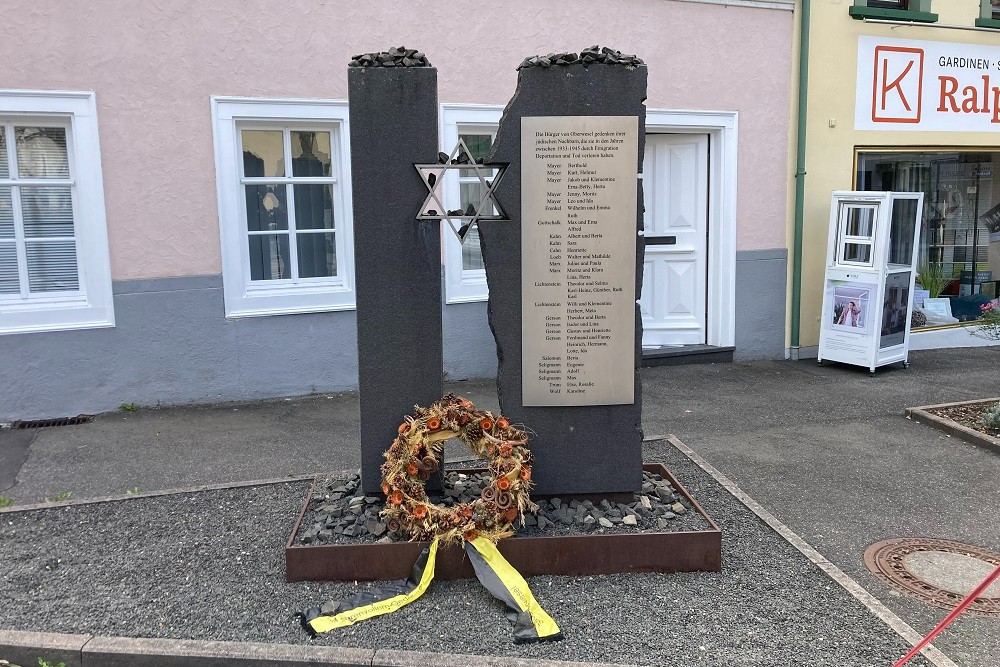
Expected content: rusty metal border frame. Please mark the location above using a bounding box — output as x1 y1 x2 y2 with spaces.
285 462 722 582
863 537 1000 616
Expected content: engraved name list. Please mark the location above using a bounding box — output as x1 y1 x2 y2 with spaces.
521 115 638 406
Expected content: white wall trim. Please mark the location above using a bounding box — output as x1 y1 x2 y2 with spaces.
645 108 739 349
210 96 356 318
664 0 795 11
0 90 115 336
440 103 504 304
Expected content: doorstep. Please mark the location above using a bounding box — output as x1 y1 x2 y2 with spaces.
640 344 735 367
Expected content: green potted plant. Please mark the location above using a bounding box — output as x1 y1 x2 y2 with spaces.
917 262 948 299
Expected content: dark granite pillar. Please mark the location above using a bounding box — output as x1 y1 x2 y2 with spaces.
349 64 442 494
479 55 647 496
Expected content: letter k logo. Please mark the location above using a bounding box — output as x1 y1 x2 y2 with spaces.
872 46 924 123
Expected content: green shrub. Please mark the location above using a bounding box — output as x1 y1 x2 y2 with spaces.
0 496 13 508
983 401 1000 432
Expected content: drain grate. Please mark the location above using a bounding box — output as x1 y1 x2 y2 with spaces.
864 538 1000 616
12 415 93 430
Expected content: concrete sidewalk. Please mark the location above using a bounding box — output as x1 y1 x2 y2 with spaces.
2 347 999 664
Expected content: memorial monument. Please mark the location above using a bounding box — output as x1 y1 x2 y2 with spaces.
479 47 648 495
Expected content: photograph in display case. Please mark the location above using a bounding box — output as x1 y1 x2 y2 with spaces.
828 282 873 335
880 272 911 349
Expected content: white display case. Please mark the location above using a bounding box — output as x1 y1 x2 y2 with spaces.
818 191 924 375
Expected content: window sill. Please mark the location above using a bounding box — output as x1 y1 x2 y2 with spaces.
849 6 938 22
0 316 115 336
975 17 1000 29
225 301 357 319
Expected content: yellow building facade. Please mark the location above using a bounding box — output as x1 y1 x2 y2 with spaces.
792 0 1000 355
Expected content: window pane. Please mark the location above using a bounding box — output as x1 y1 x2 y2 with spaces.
0 187 13 238
248 234 290 281
462 228 484 271
26 241 79 292
0 243 18 293
291 131 332 177
241 130 284 178
888 198 918 265
843 243 872 264
845 207 874 238
459 134 492 177
20 186 74 237
15 127 69 179
0 130 8 179
297 232 336 278
293 184 334 230
245 185 287 231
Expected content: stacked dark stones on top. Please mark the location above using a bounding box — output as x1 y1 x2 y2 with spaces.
518 45 644 70
349 46 430 68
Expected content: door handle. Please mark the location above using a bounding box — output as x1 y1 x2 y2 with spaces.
644 235 677 246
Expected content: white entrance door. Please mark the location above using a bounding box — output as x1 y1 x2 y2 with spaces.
640 133 709 346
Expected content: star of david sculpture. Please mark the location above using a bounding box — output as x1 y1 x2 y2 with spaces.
415 138 509 243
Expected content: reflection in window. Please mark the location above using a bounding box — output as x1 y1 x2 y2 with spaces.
887 198 917 266
458 132 497 272
0 124 79 298
240 128 339 283
858 150 1000 328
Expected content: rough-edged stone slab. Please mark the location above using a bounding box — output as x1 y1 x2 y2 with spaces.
479 61 647 495
349 65 443 494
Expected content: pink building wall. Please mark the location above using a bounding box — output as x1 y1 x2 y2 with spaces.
3 0 793 281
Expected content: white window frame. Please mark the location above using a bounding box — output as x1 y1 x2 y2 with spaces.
211 97 355 318
0 90 114 336
440 104 503 304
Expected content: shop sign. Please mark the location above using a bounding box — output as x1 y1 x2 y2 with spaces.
856 35 1000 132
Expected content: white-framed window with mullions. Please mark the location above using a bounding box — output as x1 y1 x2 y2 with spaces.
211 97 355 318
0 90 114 336
440 104 503 304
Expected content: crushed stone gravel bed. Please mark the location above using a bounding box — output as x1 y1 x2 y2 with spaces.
0 448 931 666
295 469 708 545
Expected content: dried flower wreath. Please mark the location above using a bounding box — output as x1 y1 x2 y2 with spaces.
380 394 536 545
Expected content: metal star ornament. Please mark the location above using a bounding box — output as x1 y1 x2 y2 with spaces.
415 139 508 243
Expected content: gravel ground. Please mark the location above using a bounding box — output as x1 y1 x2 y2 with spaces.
295 469 707 545
0 445 931 666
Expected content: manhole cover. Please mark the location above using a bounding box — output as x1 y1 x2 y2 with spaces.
864 538 1000 616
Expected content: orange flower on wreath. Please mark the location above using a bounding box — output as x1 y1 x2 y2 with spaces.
381 483 391 495
463 529 478 541
390 489 404 505
480 417 494 431
497 417 510 430
426 417 441 431
519 466 532 481
504 507 518 522
499 442 513 457
497 477 511 492
406 462 419 476
413 504 428 519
